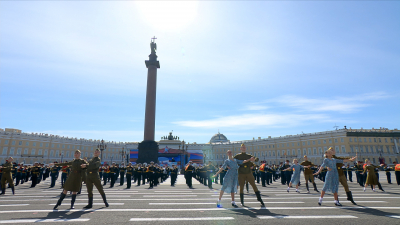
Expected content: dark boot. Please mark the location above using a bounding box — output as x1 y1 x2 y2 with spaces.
83 197 93 209
0 188 5 195
101 194 109 207
377 183 385 192
255 191 265 207
346 191 357 205
70 194 77 209
11 186 15 195
306 183 309 192
54 193 66 210
313 182 319 192
240 193 244 206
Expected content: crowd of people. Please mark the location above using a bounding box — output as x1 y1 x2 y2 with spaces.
0 145 400 209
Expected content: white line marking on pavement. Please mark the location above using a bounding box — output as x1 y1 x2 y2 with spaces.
48 203 124 205
258 215 358 219
0 204 29 207
0 207 399 214
275 194 389 196
142 195 197 197
149 202 305 205
386 215 400 219
0 219 90 223
154 191 192 192
129 217 235 221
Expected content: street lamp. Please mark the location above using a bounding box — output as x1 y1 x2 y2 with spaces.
97 139 107 163
119 147 126 166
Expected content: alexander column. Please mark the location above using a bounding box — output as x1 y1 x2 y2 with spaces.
137 37 160 163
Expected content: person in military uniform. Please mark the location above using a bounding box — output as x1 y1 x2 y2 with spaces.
331 148 357 205
147 162 156 188
362 159 385 192
50 162 60 188
300 155 319 193
347 165 353 182
185 161 195 188
135 163 143 186
83 149 109 209
355 161 364 186
394 161 400 185
384 164 393 184
52 150 88 210
30 162 40 188
60 163 70 188
119 165 126 186
21 165 27 185
0 157 15 195
109 163 117 188
15 164 23 186
103 165 109 186
170 165 178 186
205 161 215 189
234 144 265 207
126 163 134 188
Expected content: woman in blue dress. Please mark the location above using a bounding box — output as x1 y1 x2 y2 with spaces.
213 150 254 208
282 158 310 193
314 147 356 206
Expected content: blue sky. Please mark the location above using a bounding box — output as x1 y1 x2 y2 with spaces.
1 1 399 144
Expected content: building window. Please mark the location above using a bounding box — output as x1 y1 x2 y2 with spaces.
24 148 28 154
18 141 22 145
354 138 357 142
356 147 359 153
277 151 280 157
12 141 16 145
318 147 322 155
293 149 296 155
386 146 390 154
17 148 22 155
334 139 338 143
323 140 326 144
4 140 9 145
349 138 352 142
56 150 59 157
44 150 48 156
350 146 354 153
372 158 376 163
9 147 15 155
369 138 372 142
341 146 346 153
40 143 43 147
385 138 387 143
297 149 301 156
33 142 36 147
341 138 344 143
335 146 339 152
282 150 285 156
50 150 54 157
31 149 35 155
364 138 367 142
358 138 362 142
51 144 55 148
374 138 376 143
38 149 42 156
308 148 312 155
303 149 306 155
57 144 60 148
272 151 275 157
62 145 65 149
308 141 311 145
26 141 29 146
313 148 317 155
2 147 8 155
364 146 368 153
318 140 321 144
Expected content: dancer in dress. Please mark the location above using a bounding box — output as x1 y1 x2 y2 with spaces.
213 150 254 208
51 150 88 210
314 148 356 206
282 158 310 193
362 159 385 192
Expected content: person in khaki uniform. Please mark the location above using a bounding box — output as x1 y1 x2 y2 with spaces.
331 148 357 205
83 149 109 209
300 155 319 193
0 157 15 195
51 150 88 210
234 144 265 207
362 159 385 192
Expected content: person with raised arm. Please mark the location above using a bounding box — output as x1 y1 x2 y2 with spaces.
314 147 356 206
50 150 88 210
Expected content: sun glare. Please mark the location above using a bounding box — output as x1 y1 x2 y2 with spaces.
135 1 199 31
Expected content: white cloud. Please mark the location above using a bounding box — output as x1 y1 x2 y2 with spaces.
173 113 330 129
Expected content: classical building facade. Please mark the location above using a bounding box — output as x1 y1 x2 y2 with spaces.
203 128 400 166
0 128 127 165
1 127 399 166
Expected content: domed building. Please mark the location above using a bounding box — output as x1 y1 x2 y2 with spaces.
209 132 230 144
